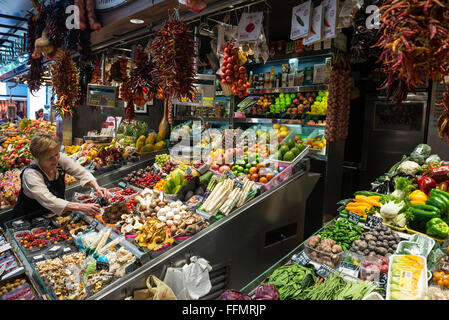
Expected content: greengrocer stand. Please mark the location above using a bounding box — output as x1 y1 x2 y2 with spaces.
0 148 319 300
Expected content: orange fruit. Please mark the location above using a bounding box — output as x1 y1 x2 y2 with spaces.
257 163 266 168
259 177 268 184
251 173 259 181
249 167 258 174
266 173 274 181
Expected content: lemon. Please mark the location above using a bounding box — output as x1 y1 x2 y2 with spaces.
273 123 281 129
280 126 288 132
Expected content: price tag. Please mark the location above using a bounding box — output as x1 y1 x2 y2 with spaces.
32 254 45 263
49 245 62 253
376 273 388 289
234 180 244 188
365 215 383 229
292 251 310 266
90 220 99 229
224 170 237 180
348 211 361 223
185 167 192 176
118 182 128 189
96 260 110 271
316 264 332 279
71 213 81 224
63 247 72 254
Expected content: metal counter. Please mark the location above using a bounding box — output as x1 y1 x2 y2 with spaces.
89 163 320 300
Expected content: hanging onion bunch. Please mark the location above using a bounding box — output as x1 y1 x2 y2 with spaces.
350 0 384 63
325 53 352 143
130 45 158 106
51 49 79 118
151 13 195 101
374 0 449 103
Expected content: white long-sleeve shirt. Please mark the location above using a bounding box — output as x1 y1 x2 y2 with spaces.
21 152 95 215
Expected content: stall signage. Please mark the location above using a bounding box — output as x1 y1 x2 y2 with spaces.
316 263 332 279
237 12 264 42
303 4 324 45
87 85 117 108
118 181 129 189
348 211 361 223
323 0 338 39
365 215 383 229
290 0 312 40
234 180 244 189
95 0 130 11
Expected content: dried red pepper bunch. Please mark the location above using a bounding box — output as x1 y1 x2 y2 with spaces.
151 14 195 101
130 45 158 105
437 87 449 143
110 57 128 83
51 49 80 108
374 0 449 103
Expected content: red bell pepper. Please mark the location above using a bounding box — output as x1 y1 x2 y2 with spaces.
417 176 437 193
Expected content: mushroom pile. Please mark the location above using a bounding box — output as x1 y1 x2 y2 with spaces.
134 189 169 218
156 200 208 236
115 214 144 235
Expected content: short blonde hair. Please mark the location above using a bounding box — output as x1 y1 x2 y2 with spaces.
30 134 59 159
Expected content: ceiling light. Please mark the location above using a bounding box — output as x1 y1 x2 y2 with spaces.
130 18 144 24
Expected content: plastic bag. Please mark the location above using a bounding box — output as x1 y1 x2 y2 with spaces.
133 275 177 300
163 256 212 300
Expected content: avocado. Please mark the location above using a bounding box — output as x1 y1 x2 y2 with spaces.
283 151 295 162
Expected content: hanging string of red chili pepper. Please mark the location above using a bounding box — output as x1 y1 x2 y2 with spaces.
374 0 449 103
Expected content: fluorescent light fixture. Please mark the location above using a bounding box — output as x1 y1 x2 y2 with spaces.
130 18 144 24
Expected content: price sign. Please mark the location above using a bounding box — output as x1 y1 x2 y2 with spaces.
365 215 383 229
32 254 45 264
292 251 311 266
316 264 332 279
90 220 99 229
118 182 128 189
96 260 110 271
234 180 244 189
185 167 192 176
224 170 237 180
376 273 388 289
348 211 361 223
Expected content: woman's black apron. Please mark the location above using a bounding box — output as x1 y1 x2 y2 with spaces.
13 164 66 217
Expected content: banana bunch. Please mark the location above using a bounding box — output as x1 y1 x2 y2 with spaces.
65 145 81 156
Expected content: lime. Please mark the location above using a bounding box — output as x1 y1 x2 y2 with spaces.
245 163 252 169
244 168 249 174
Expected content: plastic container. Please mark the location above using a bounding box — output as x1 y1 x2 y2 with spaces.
409 234 435 257
386 254 427 300
149 241 174 259
362 292 384 300
31 227 48 236
304 243 344 269
13 230 31 241
396 241 428 257
11 219 31 231
262 161 293 191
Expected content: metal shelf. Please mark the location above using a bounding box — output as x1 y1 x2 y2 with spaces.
233 117 325 126
247 85 328 95
174 116 231 122
246 49 333 66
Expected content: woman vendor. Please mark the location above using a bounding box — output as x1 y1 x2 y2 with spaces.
14 134 109 217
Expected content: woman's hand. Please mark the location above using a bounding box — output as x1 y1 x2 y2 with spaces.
78 203 101 216
96 186 110 200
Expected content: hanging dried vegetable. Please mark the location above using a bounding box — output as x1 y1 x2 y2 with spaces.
120 80 135 120
90 60 102 84
437 88 449 142
350 0 385 63
325 53 352 143
374 0 449 103
44 0 71 50
110 57 128 83
151 12 195 103
51 49 79 118
26 9 46 93
130 45 157 106
74 0 102 31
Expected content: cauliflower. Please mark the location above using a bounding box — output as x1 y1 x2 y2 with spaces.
398 160 420 175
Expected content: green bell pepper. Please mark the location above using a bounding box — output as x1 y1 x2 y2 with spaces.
426 218 449 239
426 196 447 213
410 206 440 222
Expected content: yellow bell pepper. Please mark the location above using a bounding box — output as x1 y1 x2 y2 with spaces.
409 190 428 203
354 195 381 207
410 200 426 206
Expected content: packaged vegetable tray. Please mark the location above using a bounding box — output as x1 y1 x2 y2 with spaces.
386 254 427 300
404 226 446 245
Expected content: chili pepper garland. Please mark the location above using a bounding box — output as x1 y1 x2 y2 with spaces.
25 10 46 93
374 0 449 103
151 11 195 124
130 44 158 105
437 87 449 143
51 49 79 118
